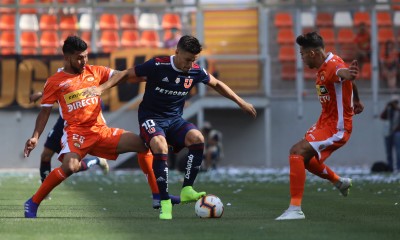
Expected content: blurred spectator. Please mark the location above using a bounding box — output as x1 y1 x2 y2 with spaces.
380 40 399 91
380 96 400 172
354 22 371 69
201 121 223 170
163 28 181 49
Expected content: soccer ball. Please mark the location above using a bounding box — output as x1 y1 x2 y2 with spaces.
195 194 224 218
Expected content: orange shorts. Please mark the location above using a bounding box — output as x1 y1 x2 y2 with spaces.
304 125 351 162
58 124 124 161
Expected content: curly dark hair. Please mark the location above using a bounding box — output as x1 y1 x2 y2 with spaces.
177 35 202 54
296 31 325 49
62 35 87 55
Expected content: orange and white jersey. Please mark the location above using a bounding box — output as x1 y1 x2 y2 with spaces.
314 53 353 132
41 65 113 127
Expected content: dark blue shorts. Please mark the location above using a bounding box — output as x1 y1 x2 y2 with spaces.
44 116 64 154
139 117 197 153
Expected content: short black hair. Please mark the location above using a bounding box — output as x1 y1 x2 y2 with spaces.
62 36 87 55
296 31 325 49
177 35 202 54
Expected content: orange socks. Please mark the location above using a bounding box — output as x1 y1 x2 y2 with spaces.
137 149 159 194
306 157 340 183
32 167 67 204
289 155 306 207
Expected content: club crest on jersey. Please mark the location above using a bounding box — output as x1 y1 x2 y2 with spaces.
319 71 326 81
175 78 180 84
84 75 95 82
184 78 193 88
74 142 81 148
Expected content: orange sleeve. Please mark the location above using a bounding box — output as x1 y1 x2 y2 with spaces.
41 78 58 106
94 65 113 85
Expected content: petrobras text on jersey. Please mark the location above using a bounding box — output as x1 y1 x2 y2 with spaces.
67 97 99 112
155 87 189 96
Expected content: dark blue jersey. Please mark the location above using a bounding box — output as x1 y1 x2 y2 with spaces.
135 56 210 120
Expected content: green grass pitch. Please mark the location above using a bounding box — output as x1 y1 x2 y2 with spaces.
0 169 399 240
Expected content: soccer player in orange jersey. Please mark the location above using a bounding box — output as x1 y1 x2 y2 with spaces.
276 32 364 220
23 36 164 218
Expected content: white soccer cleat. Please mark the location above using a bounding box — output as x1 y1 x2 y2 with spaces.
275 209 305 220
335 177 352 197
98 157 109 175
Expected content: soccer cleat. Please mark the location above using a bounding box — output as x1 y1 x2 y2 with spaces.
335 177 352 197
24 197 39 218
152 195 181 209
98 157 109 175
159 199 172 220
180 186 206 204
43 194 51 200
275 209 305 220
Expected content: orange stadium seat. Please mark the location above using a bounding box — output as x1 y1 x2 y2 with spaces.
0 14 15 30
39 14 58 30
360 62 371 80
274 12 292 28
59 15 78 31
378 27 395 44
353 12 370 26
316 12 333 28
140 30 160 47
40 31 60 54
161 13 182 30
121 30 140 48
377 11 393 27
99 30 120 53
21 31 38 54
318 28 335 44
60 30 78 41
277 28 295 45
278 45 296 62
0 30 15 54
99 13 119 30
337 28 355 44
80 31 91 46
0 0 15 13
281 63 295 81
120 14 138 29
20 0 37 14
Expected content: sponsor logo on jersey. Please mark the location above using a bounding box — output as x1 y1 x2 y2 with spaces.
59 80 72 89
84 75 95 82
64 88 99 112
316 85 330 103
155 87 189 96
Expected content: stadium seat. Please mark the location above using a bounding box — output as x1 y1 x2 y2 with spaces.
277 28 295 45
120 14 138 30
278 45 296 62
59 14 78 30
394 11 400 27
378 27 395 44
39 14 58 30
301 12 315 28
360 62 371 80
333 11 353 27
99 13 119 30
20 31 38 54
138 13 160 30
40 31 60 54
0 0 15 13
0 30 15 54
353 12 370 26
337 28 355 44
140 30 160 47
98 30 120 53
19 14 39 31
161 13 182 30
0 14 15 30
316 12 333 28
80 31 91 46
274 12 293 28
377 11 393 27
281 62 295 81
20 0 37 14
79 13 98 31
304 67 316 81
318 28 335 44
60 30 78 42
121 30 140 48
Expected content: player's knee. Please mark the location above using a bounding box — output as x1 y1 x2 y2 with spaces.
150 136 169 154
185 131 204 146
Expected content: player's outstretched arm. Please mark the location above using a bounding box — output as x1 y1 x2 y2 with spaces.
24 107 52 157
207 75 257 118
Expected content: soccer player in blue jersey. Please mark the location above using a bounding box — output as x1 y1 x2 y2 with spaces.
84 35 257 220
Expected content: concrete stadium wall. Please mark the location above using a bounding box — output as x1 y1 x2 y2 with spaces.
0 96 388 169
